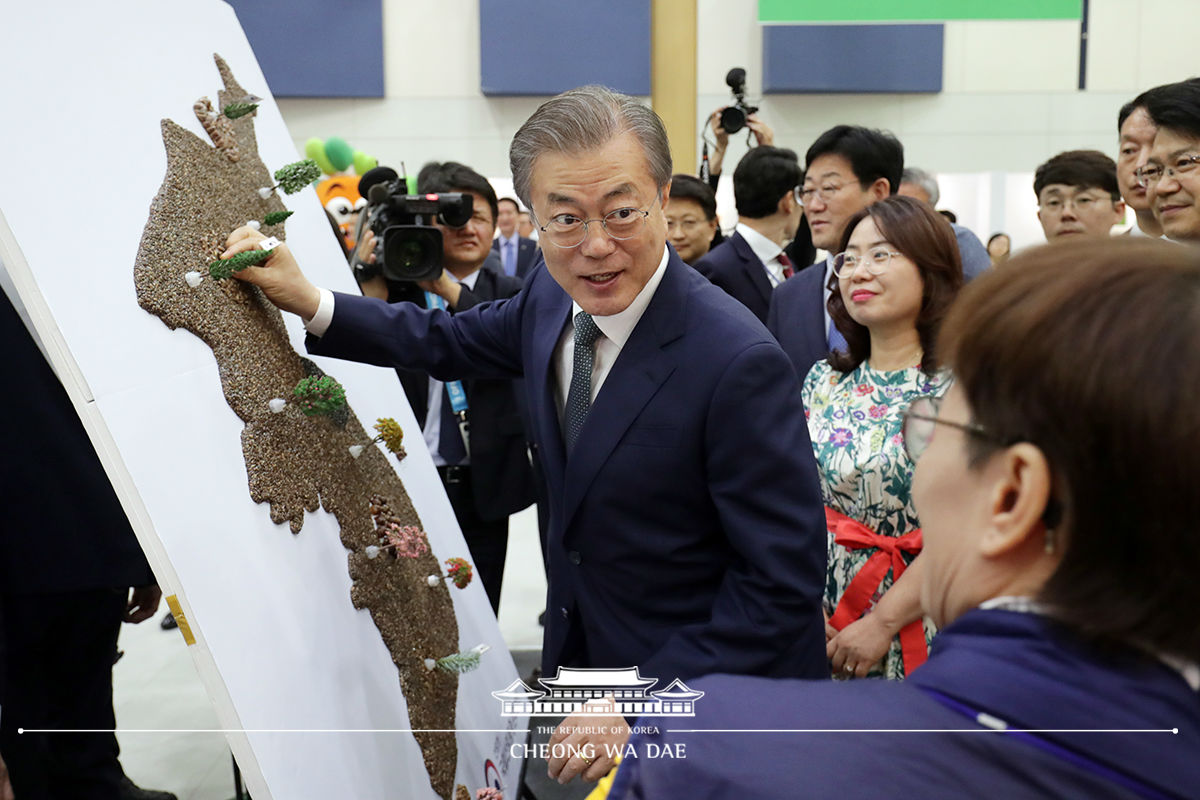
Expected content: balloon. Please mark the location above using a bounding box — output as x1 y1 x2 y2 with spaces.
304 137 336 175
352 149 378 175
324 136 354 171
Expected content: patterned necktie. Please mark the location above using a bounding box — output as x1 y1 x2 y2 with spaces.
564 311 602 452
778 252 794 279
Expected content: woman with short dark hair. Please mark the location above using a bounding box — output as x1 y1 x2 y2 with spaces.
612 236 1200 798
803 195 963 680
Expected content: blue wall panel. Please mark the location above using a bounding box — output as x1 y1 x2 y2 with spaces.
763 24 943 93
227 0 384 97
480 0 651 96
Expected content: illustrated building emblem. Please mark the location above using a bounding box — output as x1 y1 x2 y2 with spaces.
492 667 704 717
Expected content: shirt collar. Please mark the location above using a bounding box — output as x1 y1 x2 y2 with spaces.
571 245 669 349
736 222 784 265
498 232 518 247
456 267 482 289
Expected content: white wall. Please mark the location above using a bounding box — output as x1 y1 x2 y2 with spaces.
277 0 1197 233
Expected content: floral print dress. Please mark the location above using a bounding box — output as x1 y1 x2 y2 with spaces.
802 359 950 680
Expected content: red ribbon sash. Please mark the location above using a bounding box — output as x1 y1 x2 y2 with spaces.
825 507 928 675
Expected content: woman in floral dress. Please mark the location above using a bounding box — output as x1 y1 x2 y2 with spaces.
801 196 963 680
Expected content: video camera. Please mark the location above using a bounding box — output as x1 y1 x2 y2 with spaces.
719 67 759 134
354 166 473 282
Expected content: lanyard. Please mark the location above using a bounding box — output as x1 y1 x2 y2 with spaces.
424 291 470 450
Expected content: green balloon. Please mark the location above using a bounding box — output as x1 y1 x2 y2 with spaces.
304 137 336 175
352 150 377 176
324 137 354 172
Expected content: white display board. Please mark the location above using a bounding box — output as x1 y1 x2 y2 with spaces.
0 3 523 798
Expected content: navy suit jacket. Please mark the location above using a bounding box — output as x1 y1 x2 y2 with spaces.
491 235 538 279
308 248 829 682
613 608 1200 799
692 231 774 324
766 258 829 382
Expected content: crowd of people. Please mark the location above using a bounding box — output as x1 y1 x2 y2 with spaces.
5 71 1199 799
216 76 1200 799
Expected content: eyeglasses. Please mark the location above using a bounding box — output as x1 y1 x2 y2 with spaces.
832 248 901 279
537 191 659 248
900 396 996 462
1037 193 1113 214
1135 154 1200 188
799 183 848 205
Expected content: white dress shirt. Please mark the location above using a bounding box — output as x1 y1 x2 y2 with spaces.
735 222 787 286
423 269 481 466
552 246 670 425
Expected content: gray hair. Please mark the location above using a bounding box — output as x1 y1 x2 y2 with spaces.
901 167 940 207
509 85 672 209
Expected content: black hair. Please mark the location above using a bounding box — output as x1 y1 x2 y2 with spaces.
732 146 801 219
805 125 904 196
668 174 717 220
1143 77 1200 141
1033 150 1120 200
417 161 500 225
497 197 520 212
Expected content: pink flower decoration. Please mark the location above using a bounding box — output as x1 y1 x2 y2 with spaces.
868 404 888 419
855 384 873 396
384 524 429 558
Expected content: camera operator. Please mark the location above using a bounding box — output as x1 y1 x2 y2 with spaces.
357 161 535 614
704 106 775 191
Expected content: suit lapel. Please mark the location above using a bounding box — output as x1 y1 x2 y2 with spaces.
529 280 571 491
559 257 688 535
731 233 773 307
805 257 830 357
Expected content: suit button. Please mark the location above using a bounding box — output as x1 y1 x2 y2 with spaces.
568 550 581 565
560 607 569 620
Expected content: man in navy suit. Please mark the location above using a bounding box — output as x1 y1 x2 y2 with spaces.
223 86 828 784
767 125 902 379
492 197 539 278
372 162 535 614
693 146 803 323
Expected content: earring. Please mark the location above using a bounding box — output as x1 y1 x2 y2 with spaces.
1044 527 1056 555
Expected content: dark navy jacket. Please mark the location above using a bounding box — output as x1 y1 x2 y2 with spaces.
611 608 1200 799
693 231 774 324
766 257 829 382
308 248 829 682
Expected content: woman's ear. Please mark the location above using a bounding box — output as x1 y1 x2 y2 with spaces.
977 443 1053 559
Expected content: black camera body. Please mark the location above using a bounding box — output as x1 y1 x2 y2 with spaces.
356 167 473 282
720 67 759 134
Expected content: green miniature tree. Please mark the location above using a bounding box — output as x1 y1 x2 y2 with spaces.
208 248 271 280
274 159 322 194
292 375 346 417
222 101 258 119
263 210 294 226
431 645 489 675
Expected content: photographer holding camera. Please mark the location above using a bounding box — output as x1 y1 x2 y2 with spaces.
356 161 535 614
702 68 775 189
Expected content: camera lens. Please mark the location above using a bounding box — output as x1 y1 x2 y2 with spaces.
720 106 746 134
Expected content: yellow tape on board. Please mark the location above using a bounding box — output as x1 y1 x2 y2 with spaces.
164 594 196 646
